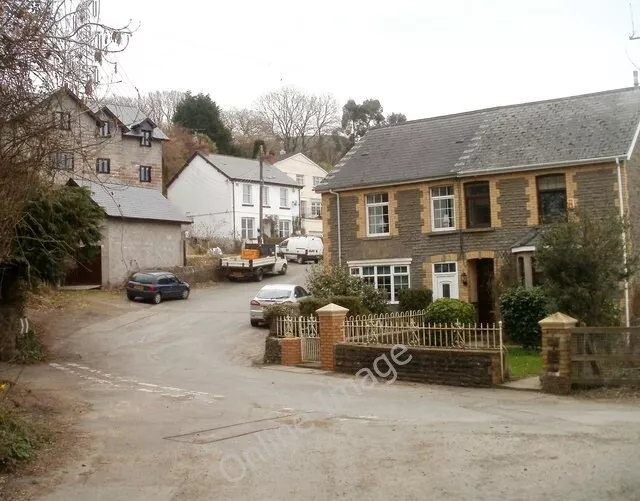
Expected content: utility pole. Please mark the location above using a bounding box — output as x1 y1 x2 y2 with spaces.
258 145 264 244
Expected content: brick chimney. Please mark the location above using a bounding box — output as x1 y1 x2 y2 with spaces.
263 150 277 165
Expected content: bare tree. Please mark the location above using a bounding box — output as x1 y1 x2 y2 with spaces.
106 90 184 129
255 86 338 154
0 0 133 245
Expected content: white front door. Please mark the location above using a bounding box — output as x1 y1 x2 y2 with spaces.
433 262 459 300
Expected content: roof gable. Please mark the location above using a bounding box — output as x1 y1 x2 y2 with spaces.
170 152 302 188
100 104 168 140
274 152 328 174
321 87 640 191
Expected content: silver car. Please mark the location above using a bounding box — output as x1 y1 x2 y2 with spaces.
249 283 310 327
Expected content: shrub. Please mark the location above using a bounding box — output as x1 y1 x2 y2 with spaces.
425 298 475 325
298 296 370 317
0 409 45 470
263 302 300 330
500 286 550 349
306 264 387 313
398 288 433 312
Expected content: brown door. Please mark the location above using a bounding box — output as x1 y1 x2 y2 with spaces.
64 247 102 286
476 258 495 324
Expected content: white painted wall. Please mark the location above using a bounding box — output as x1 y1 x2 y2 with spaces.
168 154 301 240
274 153 326 236
232 181 300 239
167 155 234 238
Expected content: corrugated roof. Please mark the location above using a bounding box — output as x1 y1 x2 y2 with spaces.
102 104 169 140
203 153 301 186
72 179 191 223
319 87 640 191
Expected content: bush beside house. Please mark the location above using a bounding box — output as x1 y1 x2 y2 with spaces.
500 287 550 349
425 299 475 325
398 288 433 312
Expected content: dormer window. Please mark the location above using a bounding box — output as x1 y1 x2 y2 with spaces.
141 130 151 147
54 111 71 130
99 121 111 137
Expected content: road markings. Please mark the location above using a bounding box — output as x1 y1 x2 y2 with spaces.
48 363 225 404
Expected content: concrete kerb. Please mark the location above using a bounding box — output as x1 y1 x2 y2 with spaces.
219 343 413 483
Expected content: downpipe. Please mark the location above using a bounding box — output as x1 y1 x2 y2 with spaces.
616 157 631 328
329 189 342 265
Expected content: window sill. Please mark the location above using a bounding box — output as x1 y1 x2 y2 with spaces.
364 235 393 241
279 207 291 210
427 229 459 237
462 227 495 234
242 204 254 207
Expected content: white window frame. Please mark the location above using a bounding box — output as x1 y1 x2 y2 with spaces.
140 130 151 147
96 158 110 174
278 219 291 238
431 186 456 231
347 259 411 304
99 121 111 137
311 200 322 218
313 176 323 187
261 186 269 206
280 187 289 208
241 217 255 240
242 184 253 205
365 193 390 236
52 152 74 170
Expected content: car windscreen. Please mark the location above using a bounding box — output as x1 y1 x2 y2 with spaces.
256 289 292 300
131 273 156 284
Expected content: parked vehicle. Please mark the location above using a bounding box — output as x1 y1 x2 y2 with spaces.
250 283 310 326
221 243 287 282
279 236 323 264
126 271 190 304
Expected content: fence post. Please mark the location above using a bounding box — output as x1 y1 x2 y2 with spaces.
539 312 577 395
316 303 349 371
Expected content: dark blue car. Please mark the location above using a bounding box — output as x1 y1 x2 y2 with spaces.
126 271 190 304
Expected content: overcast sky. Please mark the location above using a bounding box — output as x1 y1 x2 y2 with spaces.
99 0 640 120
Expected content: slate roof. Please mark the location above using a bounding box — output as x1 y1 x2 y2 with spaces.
70 179 191 224
511 228 544 250
101 104 169 140
319 87 640 191
199 153 301 187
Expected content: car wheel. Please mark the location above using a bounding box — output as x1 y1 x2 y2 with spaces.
181 289 190 299
297 256 304 264
152 292 162 304
127 294 135 301
279 264 287 275
255 269 264 282
250 320 260 327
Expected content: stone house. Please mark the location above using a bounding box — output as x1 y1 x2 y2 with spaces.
316 87 640 322
44 88 189 287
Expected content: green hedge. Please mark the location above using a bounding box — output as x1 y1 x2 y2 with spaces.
425 298 475 325
499 286 550 349
299 296 369 317
263 302 300 329
398 288 433 312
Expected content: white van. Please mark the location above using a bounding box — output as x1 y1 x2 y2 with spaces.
279 236 324 264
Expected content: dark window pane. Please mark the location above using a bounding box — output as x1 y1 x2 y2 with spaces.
465 182 491 228
442 283 451 298
540 191 567 223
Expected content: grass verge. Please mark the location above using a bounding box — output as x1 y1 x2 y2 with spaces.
506 345 542 380
0 403 48 472
12 328 46 364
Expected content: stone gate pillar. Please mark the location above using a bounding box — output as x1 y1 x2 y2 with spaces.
316 303 348 371
539 312 577 395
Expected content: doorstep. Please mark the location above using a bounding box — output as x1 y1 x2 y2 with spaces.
500 376 542 392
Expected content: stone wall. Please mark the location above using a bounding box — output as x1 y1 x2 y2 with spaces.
169 261 223 285
334 343 502 388
322 164 620 296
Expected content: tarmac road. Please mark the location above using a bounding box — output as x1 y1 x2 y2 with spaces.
7 263 640 501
